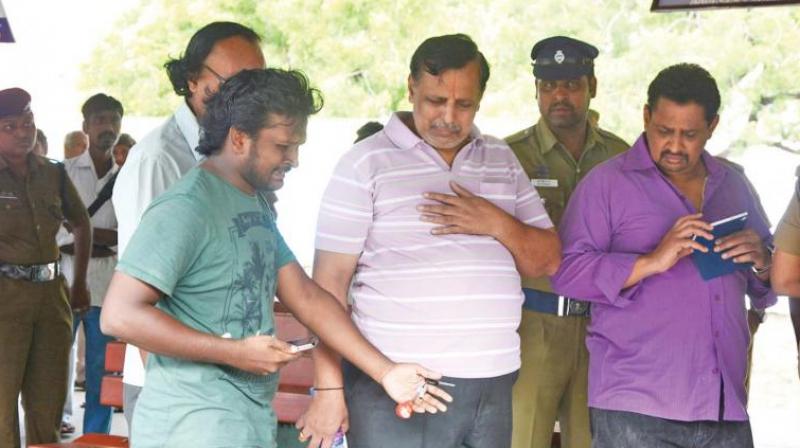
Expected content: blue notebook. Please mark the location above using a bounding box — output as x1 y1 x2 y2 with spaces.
691 212 750 281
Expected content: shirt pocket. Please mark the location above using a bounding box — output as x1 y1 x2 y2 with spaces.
480 180 516 215
0 197 29 236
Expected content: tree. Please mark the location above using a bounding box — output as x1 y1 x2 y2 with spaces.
81 0 800 152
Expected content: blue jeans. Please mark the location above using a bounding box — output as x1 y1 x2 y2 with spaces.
72 307 112 433
590 408 754 448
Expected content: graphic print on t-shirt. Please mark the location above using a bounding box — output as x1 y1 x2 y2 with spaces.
219 210 278 400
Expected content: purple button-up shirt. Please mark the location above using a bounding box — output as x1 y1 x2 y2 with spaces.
551 134 776 422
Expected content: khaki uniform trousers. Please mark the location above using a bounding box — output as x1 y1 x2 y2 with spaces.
0 276 72 448
512 310 590 448
744 309 761 397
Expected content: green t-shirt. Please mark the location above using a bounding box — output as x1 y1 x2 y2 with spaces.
117 167 295 448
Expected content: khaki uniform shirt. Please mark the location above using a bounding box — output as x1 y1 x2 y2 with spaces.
0 153 87 265
505 116 629 292
775 166 800 256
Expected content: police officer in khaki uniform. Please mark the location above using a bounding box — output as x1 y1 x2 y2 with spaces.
505 37 629 448
771 166 800 380
0 88 92 447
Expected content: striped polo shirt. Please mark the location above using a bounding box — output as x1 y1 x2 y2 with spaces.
315 112 553 378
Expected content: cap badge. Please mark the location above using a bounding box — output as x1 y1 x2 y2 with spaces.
554 50 565 64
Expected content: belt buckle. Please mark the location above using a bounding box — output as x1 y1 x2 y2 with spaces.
557 296 567 317
559 297 590 317
569 299 589 317
30 263 56 282
31 265 45 282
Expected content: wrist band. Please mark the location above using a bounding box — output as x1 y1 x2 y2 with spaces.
311 386 344 391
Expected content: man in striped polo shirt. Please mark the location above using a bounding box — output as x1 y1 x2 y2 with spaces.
298 34 561 448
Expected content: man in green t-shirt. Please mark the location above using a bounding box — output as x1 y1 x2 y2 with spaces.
100 69 452 448
505 36 629 448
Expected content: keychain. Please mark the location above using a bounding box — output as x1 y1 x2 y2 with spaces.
395 379 455 419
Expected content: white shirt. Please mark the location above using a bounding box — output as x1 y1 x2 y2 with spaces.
113 101 201 386
57 150 119 307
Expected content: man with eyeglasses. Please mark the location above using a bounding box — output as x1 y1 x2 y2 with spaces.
111 21 266 431
505 36 629 448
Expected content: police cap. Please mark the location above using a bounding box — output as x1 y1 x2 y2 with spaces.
531 36 598 81
0 88 32 119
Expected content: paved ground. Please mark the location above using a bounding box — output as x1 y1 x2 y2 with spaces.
748 312 800 447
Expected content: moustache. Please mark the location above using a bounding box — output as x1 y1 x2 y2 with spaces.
99 131 117 140
549 102 574 113
430 120 461 134
659 151 688 161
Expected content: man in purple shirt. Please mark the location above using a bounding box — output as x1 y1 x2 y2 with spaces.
551 63 774 448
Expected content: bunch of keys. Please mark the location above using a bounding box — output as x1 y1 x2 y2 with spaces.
394 378 455 419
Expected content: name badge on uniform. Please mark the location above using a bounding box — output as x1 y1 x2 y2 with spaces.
532 179 558 188
0 191 19 209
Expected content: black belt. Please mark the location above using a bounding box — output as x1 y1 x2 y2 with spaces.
0 261 61 282
522 288 590 317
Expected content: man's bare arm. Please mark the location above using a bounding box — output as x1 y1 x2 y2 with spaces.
288 252 450 446
277 260 450 405
307 250 358 386
772 250 800 297
100 272 299 375
277 259 391 383
68 212 92 310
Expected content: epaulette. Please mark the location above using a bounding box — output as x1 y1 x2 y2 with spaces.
504 127 533 145
596 128 630 149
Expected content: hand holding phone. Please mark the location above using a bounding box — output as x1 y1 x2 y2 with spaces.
288 336 318 352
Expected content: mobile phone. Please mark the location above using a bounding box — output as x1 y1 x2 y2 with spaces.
289 336 318 352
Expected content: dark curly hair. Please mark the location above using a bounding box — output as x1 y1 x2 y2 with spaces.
164 22 261 97
647 63 720 124
410 33 490 93
197 68 323 156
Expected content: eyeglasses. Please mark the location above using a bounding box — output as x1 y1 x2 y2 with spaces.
203 64 228 85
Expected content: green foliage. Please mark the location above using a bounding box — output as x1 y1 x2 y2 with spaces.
81 0 800 151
